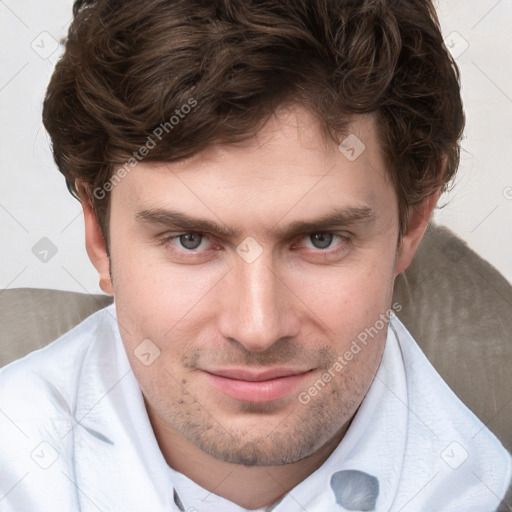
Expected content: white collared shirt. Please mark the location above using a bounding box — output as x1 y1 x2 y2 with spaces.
0 303 510 511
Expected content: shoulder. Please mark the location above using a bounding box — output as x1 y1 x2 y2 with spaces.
0 303 117 411
0 303 117 442
389 314 512 510
0 304 118 509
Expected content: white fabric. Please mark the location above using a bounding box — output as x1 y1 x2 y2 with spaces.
0 303 510 512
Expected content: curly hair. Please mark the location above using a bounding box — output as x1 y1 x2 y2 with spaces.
42 0 465 253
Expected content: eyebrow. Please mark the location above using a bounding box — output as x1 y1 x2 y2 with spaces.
135 205 376 239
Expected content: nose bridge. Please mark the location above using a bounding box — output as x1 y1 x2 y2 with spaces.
218 248 297 351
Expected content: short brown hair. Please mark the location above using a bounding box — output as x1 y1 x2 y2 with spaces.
43 0 464 253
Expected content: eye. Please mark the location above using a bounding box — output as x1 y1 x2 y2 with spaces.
299 232 350 252
166 232 211 252
308 233 334 250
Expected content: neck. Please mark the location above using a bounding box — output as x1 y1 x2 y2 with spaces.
148 407 351 510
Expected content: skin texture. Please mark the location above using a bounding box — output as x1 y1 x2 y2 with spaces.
80 106 438 509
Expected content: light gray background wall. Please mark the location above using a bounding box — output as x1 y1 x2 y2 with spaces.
1 0 511 295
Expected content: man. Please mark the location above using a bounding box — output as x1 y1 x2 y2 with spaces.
1 0 511 510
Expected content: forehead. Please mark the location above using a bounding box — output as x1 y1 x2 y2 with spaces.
110 107 396 237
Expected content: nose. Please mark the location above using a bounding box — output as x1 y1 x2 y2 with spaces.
217 249 300 352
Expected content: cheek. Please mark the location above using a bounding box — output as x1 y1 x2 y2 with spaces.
110 241 227 355
310 265 393 391
298 253 396 339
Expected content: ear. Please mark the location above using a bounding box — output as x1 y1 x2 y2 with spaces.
394 190 440 277
77 184 114 295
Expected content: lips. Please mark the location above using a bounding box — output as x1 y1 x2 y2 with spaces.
204 367 310 381
202 367 313 402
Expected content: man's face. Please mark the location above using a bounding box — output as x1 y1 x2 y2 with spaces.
107 107 400 466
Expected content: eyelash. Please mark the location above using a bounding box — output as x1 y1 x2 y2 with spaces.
159 232 352 260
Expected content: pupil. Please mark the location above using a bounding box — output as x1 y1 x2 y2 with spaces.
181 233 201 250
311 233 332 249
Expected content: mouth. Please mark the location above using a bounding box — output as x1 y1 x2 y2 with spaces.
202 367 314 403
